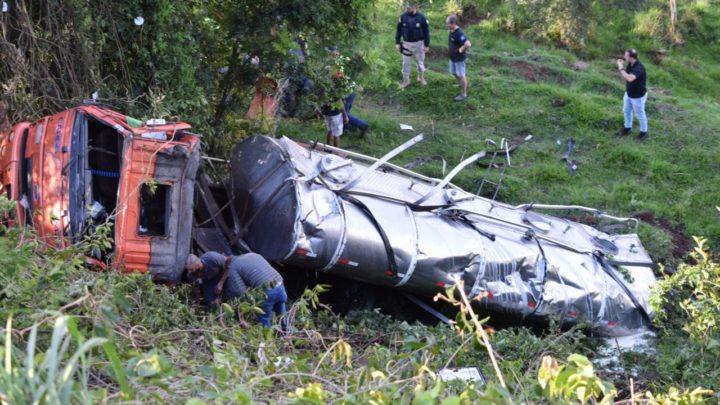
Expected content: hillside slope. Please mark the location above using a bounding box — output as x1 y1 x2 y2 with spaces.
278 1 720 265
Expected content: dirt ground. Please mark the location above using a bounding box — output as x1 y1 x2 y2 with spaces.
633 211 694 260
490 57 569 84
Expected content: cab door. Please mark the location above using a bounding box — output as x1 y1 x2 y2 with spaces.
23 118 49 233
114 136 199 282
0 123 30 226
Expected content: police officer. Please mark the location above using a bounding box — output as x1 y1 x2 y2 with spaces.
395 4 430 88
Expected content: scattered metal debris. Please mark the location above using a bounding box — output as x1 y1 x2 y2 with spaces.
561 138 579 175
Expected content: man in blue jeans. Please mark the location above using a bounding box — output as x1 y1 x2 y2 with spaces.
185 252 287 328
344 90 369 136
617 49 649 140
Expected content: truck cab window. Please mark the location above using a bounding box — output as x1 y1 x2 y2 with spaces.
139 183 170 236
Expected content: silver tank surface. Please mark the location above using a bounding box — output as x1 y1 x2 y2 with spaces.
231 135 656 336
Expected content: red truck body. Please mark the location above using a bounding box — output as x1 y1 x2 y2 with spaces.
0 106 200 282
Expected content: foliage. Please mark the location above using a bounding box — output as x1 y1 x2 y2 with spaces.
0 315 107 404
642 386 715 405
0 216 717 402
307 53 359 111
651 238 720 347
538 354 616 404
496 0 593 51
0 0 375 155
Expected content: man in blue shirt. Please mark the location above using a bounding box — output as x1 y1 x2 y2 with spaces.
616 49 649 140
395 4 430 88
185 252 287 328
446 15 471 101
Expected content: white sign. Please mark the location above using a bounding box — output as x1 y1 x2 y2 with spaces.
438 367 485 384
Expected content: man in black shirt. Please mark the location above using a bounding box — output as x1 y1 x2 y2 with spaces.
617 49 649 140
447 15 472 101
395 4 430 88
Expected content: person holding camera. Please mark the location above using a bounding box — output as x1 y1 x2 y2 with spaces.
617 49 649 140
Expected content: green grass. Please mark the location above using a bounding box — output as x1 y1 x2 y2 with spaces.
277 1 720 264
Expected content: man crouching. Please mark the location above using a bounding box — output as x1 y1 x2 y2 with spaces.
185 252 287 328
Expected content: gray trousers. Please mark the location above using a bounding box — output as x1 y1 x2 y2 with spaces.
402 40 426 80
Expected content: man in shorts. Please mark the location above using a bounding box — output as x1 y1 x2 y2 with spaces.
446 15 471 101
322 100 348 148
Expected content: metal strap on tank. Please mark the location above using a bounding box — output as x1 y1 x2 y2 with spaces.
338 193 399 278
321 192 349 271
442 207 593 255
342 189 451 211
313 139 457 190
338 134 424 191
515 203 639 233
394 204 420 287
414 151 486 205
522 230 549 316
594 251 653 326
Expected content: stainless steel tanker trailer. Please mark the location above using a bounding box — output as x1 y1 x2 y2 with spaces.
228 135 656 336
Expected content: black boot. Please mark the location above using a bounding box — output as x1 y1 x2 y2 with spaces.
617 127 631 136
638 131 648 141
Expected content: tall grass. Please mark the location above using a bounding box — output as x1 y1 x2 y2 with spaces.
1 316 107 405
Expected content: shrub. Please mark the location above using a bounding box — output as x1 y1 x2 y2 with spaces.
0 316 108 404
495 0 593 51
651 237 720 347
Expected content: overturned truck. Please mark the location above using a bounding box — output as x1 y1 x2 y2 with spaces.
1 106 656 336
0 106 200 281
229 135 656 336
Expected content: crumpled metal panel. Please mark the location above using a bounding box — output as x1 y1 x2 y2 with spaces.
231 135 656 336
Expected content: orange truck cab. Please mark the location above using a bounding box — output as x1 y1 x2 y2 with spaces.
0 121 31 226
0 105 200 282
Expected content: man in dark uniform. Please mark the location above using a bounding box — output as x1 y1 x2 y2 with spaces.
447 15 471 101
395 4 430 88
185 252 287 328
616 49 648 140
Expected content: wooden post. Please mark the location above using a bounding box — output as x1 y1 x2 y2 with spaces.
669 0 677 36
